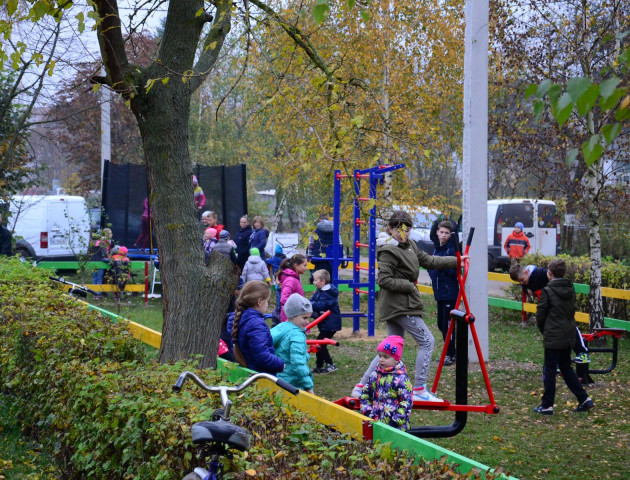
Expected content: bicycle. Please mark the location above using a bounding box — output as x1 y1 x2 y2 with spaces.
173 371 300 480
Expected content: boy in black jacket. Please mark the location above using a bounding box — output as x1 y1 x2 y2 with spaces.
310 269 342 374
510 263 590 364
533 259 594 415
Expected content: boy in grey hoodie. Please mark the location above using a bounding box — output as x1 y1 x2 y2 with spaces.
533 259 594 415
241 247 271 285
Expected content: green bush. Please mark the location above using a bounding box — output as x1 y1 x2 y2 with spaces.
0 258 494 479
508 254 630 321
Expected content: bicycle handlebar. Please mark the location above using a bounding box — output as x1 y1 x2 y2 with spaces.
173 371 300 396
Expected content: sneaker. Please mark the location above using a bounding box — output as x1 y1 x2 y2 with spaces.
351 384 364 398
312 366 325 374
443 356 455 366
574 397 594 412
322 364 337 374
413 388 444 403
533 405 554 415
573 353 591 364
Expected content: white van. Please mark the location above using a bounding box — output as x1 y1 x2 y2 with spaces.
487 199 560 269
8 195 91 261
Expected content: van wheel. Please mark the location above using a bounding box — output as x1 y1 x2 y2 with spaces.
16 247 32 260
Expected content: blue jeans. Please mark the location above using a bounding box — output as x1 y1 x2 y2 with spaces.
92 269 105 285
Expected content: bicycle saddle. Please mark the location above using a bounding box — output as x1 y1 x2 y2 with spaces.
191 420 250 451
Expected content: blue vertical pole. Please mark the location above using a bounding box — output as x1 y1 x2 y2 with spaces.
367 171 378 336
352 171 362 332
332 171 342 286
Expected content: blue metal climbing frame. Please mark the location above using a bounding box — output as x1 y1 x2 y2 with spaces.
323 163 406 336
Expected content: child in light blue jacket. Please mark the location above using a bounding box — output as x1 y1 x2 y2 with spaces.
271 293 314 393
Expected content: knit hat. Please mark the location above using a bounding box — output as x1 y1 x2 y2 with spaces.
515 222 524 230
377 335 404 362
274 244 284 255
250 247 260 256
192 175 198 184
283 293 313 320
205 227 218 239
118 246 128 256
219 229 229 239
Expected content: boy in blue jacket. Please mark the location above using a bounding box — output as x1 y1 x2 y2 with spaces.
310 269 342 374
427 220 459 366
271 294 314 393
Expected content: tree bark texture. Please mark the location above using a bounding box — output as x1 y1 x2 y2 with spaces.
585 162 605 330
94 0 234 368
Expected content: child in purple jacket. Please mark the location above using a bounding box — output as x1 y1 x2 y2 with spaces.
360 335 413 431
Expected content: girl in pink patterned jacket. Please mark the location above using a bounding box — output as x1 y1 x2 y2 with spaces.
275 254 308 323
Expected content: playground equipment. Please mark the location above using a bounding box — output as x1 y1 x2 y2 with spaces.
576 328 627 384
335 227 500 438
307 163 406 337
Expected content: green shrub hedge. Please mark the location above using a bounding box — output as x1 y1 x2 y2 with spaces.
508 254 630 321
0 258 494 479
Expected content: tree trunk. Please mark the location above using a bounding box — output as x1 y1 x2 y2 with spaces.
134 81 237 368
585 162 605 330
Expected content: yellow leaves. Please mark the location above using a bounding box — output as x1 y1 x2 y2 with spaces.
245 469 257 476
620 95 630 111
144 77 170 93
195 8 205 17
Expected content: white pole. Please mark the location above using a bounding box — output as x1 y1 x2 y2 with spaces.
462 0 489 361
100 66 111 196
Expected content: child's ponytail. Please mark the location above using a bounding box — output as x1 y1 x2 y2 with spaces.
275 254 306 283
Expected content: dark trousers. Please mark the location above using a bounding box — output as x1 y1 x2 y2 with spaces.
542 347 589 408
436 300 456 358
315 330 336 367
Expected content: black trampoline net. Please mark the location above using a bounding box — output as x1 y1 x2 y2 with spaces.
102 161 247 249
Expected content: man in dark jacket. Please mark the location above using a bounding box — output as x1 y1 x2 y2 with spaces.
428 220 459 366
533 259 594 415
307 214 341 282
0 212 13 256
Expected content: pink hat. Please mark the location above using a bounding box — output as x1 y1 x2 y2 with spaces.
118 246 128 256
193 175 198 184
205 227 218 239
377 335 404 362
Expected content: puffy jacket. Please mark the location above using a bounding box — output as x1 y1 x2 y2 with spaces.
271 321 313 391
265 253 286 277
504 231 530 258
309 219 334 257
427 240 459 301
241 255 270 283
249 228 269 253
536 278 577 350
309 284 342 331
233 225 253 267
278 268 304 322
213 239 237 264
360 362 413 431
377 240 457 323
227 308 284 374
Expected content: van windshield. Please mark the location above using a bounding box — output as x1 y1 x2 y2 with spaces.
538 204 557 228
498 204 534 228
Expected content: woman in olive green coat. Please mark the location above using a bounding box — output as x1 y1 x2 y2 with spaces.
352 211 458 403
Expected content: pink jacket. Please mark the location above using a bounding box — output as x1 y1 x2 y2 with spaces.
279 268 304 322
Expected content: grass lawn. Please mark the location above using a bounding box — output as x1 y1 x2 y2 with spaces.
99 288 630 480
